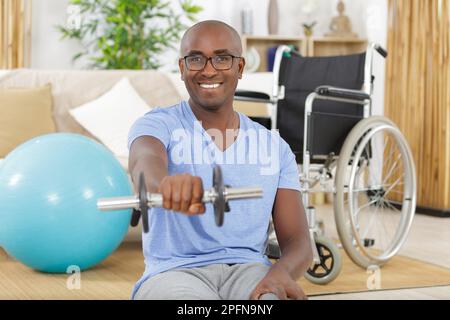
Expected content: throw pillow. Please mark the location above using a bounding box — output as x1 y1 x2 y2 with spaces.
0 84 56 158
69 77 151 159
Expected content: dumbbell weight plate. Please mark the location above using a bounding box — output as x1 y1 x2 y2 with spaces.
129 172 149 233
138 172 149 233
213 166 226 227
130 209 141 228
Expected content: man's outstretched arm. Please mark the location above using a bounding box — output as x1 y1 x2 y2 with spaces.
129 136 169 193
129 136 206 214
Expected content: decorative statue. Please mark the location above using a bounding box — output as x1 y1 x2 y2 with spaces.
325 0 357 38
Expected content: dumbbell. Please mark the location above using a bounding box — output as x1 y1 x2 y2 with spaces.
97 165 263 232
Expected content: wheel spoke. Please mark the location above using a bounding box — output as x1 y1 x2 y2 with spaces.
368 139 382 186
384 190 404 196
382 153 402 186
361 199 379 241
311 263 320 273
378 201 392 249
384 174 404 197
382 136 397 176
321 262 330 272
380 182 404 189
354 197 378 217
383 198 402 214
322 253 332 260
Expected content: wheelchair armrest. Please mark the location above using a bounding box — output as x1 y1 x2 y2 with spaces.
234 90 272 103
315 86 371 101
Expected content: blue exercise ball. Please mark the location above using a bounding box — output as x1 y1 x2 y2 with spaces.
0 133 132 273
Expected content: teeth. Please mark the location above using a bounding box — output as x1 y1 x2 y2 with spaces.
200 83 220 89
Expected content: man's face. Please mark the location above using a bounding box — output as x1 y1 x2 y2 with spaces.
179 25 245 111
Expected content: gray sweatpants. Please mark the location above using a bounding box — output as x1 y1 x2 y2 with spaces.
133 262 279 300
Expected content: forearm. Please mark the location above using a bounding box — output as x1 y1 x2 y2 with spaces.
130 153 167 193
275 235 313 280
128 137 169 193
271 189 313 281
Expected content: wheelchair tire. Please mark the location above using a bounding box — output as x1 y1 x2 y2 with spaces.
304 235 342 285
334 116 416 269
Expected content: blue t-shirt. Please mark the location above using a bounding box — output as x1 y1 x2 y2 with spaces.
128 100 301 297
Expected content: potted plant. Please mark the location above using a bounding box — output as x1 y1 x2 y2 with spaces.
57 0 202 69
302 21 317 37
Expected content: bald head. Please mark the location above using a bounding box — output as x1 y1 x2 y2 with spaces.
180 20 243 56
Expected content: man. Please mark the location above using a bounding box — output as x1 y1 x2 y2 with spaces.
128 20 312 300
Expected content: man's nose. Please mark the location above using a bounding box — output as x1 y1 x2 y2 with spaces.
201 58 218 75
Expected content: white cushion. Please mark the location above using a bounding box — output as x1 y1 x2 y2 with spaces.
166 72 189 100
0 70 11 81
70 77 150 162
239 72 273 96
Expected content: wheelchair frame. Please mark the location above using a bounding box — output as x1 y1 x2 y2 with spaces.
236 44 417 284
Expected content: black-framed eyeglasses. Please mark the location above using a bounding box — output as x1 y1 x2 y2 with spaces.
183 54 241 71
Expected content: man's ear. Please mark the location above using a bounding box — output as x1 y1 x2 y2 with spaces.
238 57 246 79
178 58 185 81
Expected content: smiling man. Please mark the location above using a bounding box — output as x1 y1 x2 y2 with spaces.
128 20 312 300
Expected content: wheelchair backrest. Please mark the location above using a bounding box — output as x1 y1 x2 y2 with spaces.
277 51 366 161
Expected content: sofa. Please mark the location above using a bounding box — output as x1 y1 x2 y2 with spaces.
0 69 273 241
0 69 184 164
0 69 189 241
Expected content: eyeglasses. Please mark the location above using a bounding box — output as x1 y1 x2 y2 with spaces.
183 54 241 71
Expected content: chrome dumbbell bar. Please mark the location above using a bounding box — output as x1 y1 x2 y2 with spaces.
97 187 263 211
97 165 263 232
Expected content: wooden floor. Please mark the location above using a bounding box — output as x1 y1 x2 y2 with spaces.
0 204 449 300
1 241 449 300
310 205 450 300
0 242 143 300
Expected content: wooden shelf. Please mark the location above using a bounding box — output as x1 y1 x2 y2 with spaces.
242 35 308 72
308 37 368 56
242 35 368 72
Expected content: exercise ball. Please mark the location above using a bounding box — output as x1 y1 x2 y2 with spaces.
0 133 132 273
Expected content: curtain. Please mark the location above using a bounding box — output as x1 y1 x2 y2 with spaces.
385 0 450 210
0 0 32 69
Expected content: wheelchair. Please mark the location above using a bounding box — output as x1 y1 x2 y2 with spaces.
236 44 417 285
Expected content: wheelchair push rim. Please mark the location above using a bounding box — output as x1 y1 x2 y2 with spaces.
334 116 417 268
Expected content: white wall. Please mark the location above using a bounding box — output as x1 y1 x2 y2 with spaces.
365 0 388 116
193 0 368 39
31 0 383 68
30 0 387 114
31 0 86 69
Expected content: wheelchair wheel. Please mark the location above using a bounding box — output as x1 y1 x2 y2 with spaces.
334 116 416 269
304 235 342 285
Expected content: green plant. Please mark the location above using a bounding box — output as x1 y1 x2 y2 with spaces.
302 21 317 37
57 0 202 69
